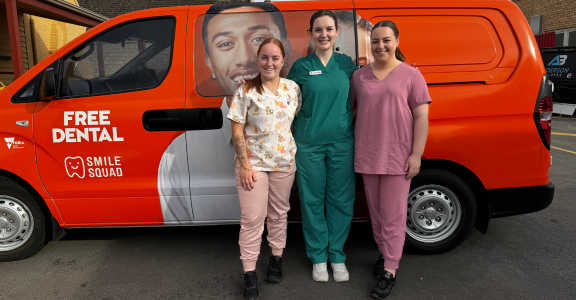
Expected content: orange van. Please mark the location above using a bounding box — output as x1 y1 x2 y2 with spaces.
0 0 554 261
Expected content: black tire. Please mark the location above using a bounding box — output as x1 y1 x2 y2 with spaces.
0 176 47 262
404 169 477 254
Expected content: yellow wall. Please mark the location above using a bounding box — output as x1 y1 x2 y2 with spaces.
29 0 86 65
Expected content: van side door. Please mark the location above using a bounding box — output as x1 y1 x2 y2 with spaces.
33 9 191 226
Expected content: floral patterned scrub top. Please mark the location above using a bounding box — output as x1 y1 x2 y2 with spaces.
227 78 302 171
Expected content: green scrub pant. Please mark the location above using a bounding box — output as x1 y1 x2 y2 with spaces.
295 138 356 264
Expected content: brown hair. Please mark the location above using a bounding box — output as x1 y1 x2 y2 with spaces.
372 20 406 62
244 38 286 95
308 10 338 33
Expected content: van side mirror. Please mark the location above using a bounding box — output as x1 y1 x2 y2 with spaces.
39 68 56 101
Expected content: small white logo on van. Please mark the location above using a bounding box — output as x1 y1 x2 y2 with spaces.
65 157 86 178
4 137 24 149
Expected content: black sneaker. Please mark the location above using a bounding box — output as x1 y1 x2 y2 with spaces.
242 271 261 300
371 270 396 299
374 254 385 278
266 256 283 283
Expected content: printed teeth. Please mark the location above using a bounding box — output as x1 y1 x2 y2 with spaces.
233 74 258 82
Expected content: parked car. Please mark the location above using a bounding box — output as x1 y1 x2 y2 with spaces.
0 0 554 261
540 46 576 116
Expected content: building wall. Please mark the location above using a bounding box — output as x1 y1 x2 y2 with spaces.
0 8 34 85
30 0 87 65
77 0 248 19
513 0 576 32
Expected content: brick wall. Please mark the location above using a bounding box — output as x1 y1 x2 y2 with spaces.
78 0 249 19
513 0 576 32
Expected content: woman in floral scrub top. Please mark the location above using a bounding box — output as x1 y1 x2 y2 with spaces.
227 38 301 300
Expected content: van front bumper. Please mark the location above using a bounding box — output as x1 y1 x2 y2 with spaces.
488 182 555 218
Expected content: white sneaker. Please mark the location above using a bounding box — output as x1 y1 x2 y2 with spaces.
312 263 329 282
331 263 349 282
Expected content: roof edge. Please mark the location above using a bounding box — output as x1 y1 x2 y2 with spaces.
42 0 109 22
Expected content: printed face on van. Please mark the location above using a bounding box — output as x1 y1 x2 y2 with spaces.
371 27 399 63
311 16 339 51
204 7 285 96
335 20 373 65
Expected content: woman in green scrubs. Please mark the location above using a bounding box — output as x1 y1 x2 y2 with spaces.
287 10 356 283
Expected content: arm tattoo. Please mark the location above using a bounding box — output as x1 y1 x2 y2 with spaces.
232 134 251 171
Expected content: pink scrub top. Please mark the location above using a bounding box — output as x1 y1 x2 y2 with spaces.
350 63 432 175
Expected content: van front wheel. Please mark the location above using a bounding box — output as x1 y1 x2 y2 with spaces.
0 177 46 262
404 169 477 254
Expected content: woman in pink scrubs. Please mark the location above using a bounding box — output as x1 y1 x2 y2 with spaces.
350 20 431 299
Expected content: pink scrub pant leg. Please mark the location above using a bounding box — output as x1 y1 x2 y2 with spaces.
236 166 296 272
362 174 411 270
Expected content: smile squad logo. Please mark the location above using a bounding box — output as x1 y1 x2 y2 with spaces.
65 156 123 179
65 157 85 178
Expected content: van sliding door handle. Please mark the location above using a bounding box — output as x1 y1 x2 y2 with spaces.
142 110 185 132
142 108 223 132
185 108 223 131
144 117 179 123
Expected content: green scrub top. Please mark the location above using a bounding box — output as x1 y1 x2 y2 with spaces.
287 52 357 145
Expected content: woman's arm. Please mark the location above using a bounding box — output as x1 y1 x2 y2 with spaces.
405 104 429 180
231 121 257 190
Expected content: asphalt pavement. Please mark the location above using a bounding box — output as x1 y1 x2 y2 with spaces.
2 117 576 300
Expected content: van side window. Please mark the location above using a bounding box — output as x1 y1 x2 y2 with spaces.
59 18 175 98
11 73 43 103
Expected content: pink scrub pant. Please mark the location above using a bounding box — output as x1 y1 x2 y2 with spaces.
236 166 296 272
362 174 411 270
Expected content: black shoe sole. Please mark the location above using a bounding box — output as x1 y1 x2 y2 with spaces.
266 276 282 283
371 293 390 299
242 296 261 300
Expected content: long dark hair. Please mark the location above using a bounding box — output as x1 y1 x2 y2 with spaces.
372 20 406 62
308 10 338 33
244 38 286 95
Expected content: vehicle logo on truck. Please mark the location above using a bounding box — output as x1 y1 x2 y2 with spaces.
65 157 85 178
4 137 24 149
548 55 568 66
64 156 123 179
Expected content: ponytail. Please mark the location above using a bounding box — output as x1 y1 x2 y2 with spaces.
395 48 406 62
245 73 264 95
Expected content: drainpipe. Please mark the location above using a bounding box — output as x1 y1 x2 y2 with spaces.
5 0 24 80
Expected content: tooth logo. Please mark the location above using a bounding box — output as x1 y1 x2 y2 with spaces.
4 138 14 149
65 157 85 178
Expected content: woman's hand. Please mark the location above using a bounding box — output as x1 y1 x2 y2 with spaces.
404 154 421 180
239 165 258 191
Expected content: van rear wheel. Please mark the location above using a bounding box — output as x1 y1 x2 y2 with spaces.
0 177 46 262
404 169 477 254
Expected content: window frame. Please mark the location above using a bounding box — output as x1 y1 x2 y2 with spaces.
554 27 576 47
56 16 177 100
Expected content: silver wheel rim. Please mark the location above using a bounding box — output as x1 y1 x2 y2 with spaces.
0 196 34 251
406 185 461 243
